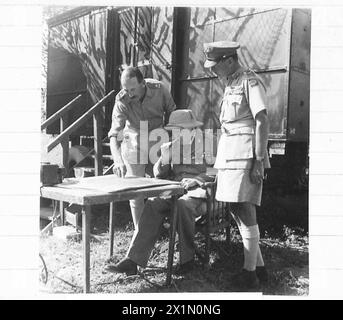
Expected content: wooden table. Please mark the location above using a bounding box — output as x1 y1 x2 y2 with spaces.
40 174 185 293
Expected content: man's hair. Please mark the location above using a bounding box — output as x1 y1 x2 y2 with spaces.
121 66 144 83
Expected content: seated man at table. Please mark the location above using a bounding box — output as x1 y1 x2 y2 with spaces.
105 109 214 275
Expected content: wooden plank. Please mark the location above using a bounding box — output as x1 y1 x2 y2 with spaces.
84 186 185 205
82 205 91 293
47 90 115 152
54 175 180 193
65 209 77 227
41 94 82 131
40 183 184 206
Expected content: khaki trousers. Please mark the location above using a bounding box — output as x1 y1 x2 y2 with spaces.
127 194 205 267
124 162 153 228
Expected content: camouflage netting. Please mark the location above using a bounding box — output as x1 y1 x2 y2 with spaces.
118 7 174 91
181 8 291 135
47 7 293 137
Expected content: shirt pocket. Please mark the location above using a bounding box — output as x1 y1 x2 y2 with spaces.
221 87 244 121
148 116 163 130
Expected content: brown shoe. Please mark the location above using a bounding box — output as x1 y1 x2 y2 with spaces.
231 269 260 290
105 258 137 276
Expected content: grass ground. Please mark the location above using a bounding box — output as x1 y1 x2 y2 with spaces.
39 190 308 296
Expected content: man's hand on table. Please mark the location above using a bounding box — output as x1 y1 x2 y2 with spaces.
113 162 127 178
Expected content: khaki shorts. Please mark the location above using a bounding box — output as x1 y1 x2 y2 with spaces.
215 169 263 206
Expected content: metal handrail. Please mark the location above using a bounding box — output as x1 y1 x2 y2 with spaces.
47 90 115 152
41 94 82 131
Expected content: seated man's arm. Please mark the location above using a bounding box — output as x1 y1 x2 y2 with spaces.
181 173 215 190
153 157 171 179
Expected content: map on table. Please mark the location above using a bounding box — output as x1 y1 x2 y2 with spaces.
55 174 181 193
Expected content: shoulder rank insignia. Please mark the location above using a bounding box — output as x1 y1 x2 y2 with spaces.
249 79 259 87
116 89 128 102
147 82 161 89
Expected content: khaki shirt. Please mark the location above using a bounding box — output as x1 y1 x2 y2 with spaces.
220 67 267 125
155 138 214 198
108 79 176 162
215 67 270 169
108 78 176 138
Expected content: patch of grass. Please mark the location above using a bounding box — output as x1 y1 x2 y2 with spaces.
40 188 308 295
39 222 308 295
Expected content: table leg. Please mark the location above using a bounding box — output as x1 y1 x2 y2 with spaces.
82 205 91 293
166 195 178 286
59 201 67 225
109 202 115 258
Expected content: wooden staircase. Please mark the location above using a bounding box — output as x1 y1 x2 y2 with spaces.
74 136 114 177
41 90 116 178
41 90 117 231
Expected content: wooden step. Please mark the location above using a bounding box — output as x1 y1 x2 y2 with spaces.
91 154 112 159
73 166 111 178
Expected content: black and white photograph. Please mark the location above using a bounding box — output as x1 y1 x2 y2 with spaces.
39 6 309 295
2 0 343 301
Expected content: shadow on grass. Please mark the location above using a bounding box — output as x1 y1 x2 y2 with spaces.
40 191 308 295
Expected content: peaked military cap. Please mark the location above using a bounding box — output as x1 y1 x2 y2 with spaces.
203 41 240 68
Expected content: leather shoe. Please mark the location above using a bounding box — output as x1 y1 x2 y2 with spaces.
175 260 195 275
105 258 137 276
231 269 260 290
256 266 268 284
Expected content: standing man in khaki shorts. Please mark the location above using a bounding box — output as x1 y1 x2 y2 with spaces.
203 40 270 289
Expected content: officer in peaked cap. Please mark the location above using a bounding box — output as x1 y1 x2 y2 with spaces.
203 40 240 69
203 40 271 289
